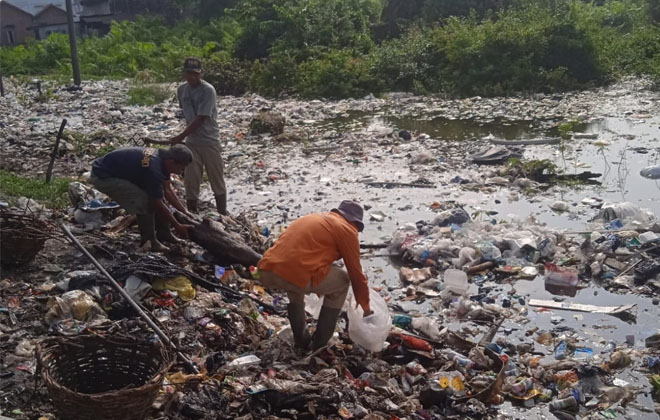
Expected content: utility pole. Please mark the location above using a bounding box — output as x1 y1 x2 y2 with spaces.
65 0 81 86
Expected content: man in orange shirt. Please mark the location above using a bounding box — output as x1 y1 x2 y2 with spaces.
257 201 372 350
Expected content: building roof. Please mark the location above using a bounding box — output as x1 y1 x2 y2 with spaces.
3 0 81 17
33 3 66 18
0 0 35 17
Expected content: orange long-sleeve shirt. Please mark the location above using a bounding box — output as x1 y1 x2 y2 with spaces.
258 211 370 310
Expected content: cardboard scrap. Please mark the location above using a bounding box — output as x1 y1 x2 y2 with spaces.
528 299 636 315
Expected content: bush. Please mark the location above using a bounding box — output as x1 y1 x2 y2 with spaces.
368 28 445 94
295 50 381 98
248 52 300 96
2 0 660 98
428 5 606 95
203 54 252 95
126 85 173 105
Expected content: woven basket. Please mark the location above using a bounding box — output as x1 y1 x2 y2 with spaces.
38 335 169 420
0 212 49 266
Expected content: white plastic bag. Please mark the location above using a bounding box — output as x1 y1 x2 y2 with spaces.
411 317 445 340
596 202 656 227
347 289 391 352
304 293 323 320
443 269 469 295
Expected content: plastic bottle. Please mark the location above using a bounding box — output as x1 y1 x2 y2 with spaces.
504 360 520 377
441 349 474 370
477 241 502 261
549 396 578 411
443 269 469 295
545 264 578 288
647 356 660 370
510 378 534 395
228 354 261 367
555 340 568 360
572 388 584 403
396 333 433 352
393 314 413 328
249 266 261 280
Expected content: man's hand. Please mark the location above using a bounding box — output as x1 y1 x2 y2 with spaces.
360 302 373 317
169 134 185 145
174 223 194 239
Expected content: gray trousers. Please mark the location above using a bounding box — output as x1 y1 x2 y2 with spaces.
90 173 152 215
184 142 226 200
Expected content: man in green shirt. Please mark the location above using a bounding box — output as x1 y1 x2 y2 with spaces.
170 58 228 215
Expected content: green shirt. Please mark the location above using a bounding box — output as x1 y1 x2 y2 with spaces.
176 80 220 146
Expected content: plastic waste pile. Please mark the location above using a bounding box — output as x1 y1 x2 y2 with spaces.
2 78 660 420
389 210 559 269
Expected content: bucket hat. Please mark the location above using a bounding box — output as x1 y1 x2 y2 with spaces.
331 200 364 232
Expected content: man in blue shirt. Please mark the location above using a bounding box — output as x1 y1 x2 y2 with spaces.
90 145 195 252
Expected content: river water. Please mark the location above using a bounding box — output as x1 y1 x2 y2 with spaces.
215 79 660 418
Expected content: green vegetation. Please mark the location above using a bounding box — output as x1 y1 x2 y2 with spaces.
63 130 89 155
507 158 559 179
126 85 172 105
0 170 73 209
558 120 582 140
95 144 118 158
3 1 660 98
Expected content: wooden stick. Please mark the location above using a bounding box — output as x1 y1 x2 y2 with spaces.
467 261 495 274
479 317 504 345
360 253 397 258
365 181 435 189
359 243 389 249
611 259 642 283
143 137 171 146
60 223 199 374
45 119 67 183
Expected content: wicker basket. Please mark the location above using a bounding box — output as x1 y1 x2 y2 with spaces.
0 211 49 266
38 334 169 420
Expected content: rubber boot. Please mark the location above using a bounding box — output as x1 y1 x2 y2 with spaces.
287 303 311 349
156 219 180 244
186 199 198 213
137 213 169 252
215 194 228 216
312 306 341 350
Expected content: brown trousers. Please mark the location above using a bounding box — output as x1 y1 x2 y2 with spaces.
259 266 350 309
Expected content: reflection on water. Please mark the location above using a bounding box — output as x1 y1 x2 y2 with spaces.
316 111 660 227
544 282 578 297
383 115 589 141
384 115 539 140
321 112 595 141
